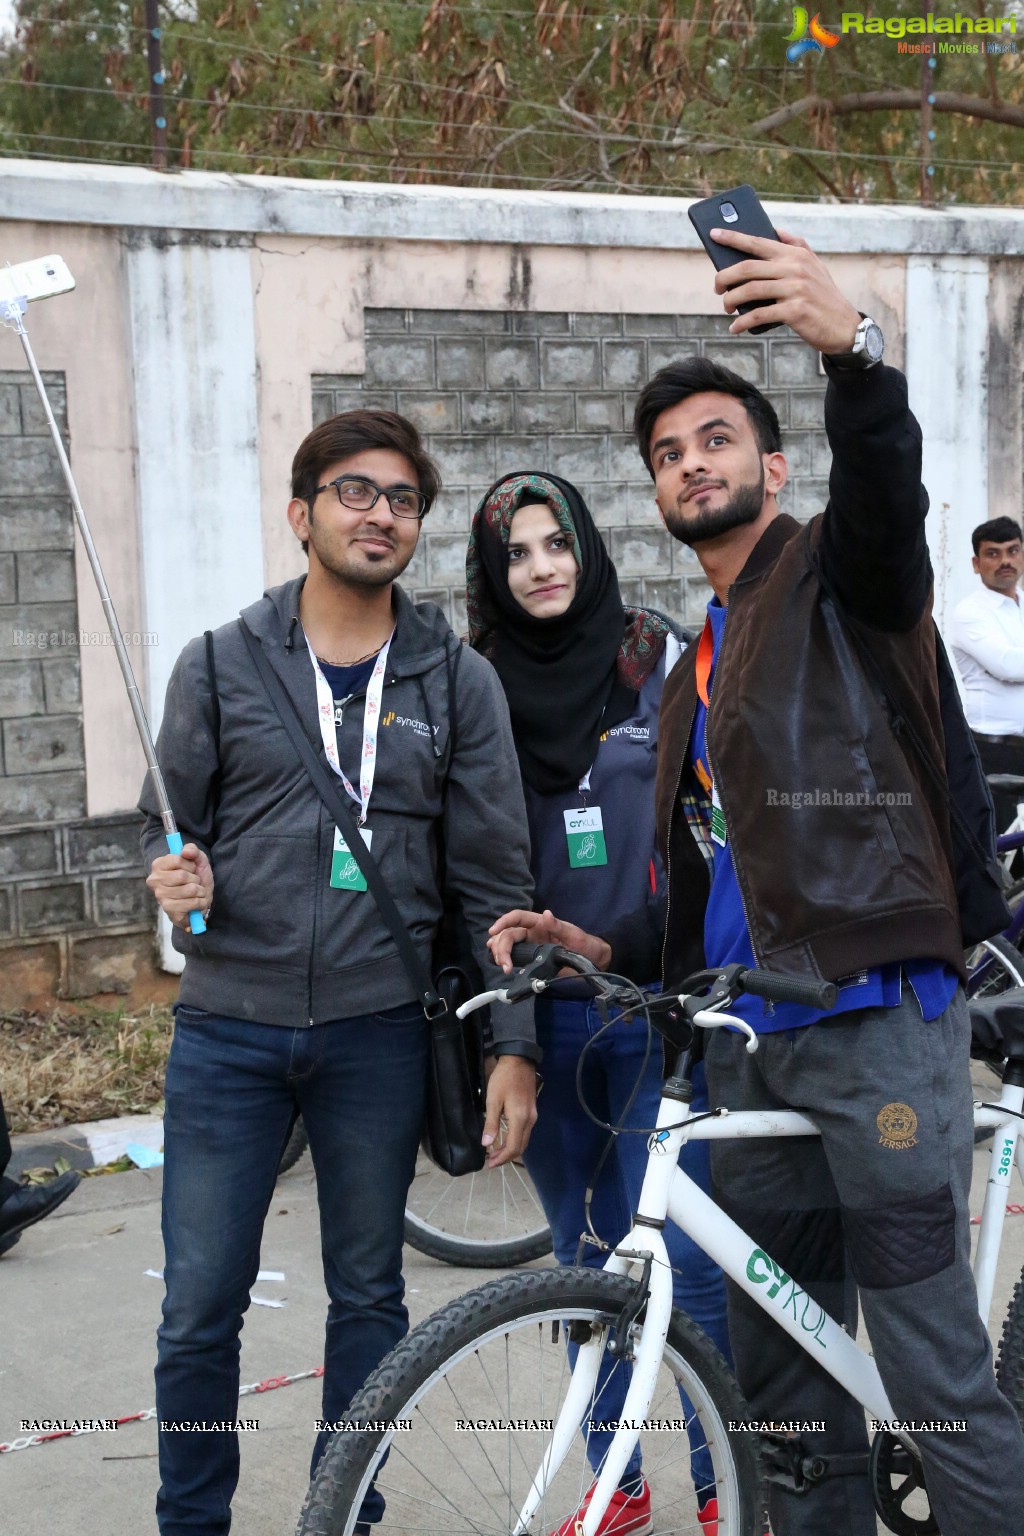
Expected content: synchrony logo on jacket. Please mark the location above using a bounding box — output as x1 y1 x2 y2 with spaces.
598 724 651 743
381 710 436 739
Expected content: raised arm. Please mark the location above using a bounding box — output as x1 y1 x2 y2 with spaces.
714 225 930 630
818 362 930 630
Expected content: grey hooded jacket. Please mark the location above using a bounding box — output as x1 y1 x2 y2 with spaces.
139 577 537 1052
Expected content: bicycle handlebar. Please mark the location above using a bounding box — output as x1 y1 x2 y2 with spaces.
737 966 837 1011
987 773 1024 794
503 944 837 1013
508 940 599 975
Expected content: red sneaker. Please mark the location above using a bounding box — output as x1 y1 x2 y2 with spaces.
697 1496 718 1536
550 1477 652 1536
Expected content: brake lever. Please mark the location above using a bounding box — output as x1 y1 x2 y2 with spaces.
455 988 509 1019
690 1003 759 1054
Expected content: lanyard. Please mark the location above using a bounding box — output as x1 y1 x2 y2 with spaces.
693 616 716 796
695 615 714 708
306 634 393 824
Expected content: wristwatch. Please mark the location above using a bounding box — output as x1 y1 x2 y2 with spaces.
825 315 884 370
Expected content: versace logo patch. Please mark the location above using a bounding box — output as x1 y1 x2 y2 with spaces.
876 1102 919 1150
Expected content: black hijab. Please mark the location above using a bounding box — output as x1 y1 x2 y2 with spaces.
467 471 652 795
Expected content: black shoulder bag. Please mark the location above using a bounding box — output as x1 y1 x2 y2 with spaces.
233 623 487 1176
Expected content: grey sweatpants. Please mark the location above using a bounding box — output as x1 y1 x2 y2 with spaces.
704 985 1024 1536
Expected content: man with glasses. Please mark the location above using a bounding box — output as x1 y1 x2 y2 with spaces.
142 409 538 1536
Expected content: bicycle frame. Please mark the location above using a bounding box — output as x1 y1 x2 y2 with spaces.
514 1055 1024 1536
973 1085 1024 1325
997 810 1024 874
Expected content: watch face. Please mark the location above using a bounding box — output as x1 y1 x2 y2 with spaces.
863 322 884 362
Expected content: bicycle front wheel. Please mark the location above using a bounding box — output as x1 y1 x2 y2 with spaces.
965 932 1024 998
277 1117 310 1177
296 1267 762 1536
403 1151 552 1267
997 1268 1024 1431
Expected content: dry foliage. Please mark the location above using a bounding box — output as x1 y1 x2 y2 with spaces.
1 1 1023 205
0 1005 173 1134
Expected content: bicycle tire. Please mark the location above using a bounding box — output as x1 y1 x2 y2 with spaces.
277 1118 310 1177
403 1152 552 1268
996 1265 1024 1431
296 1266 762 1536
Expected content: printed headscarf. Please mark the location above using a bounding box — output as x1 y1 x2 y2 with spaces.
467 471 670 794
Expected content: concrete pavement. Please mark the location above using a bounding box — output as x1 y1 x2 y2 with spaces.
0 1154 514 1536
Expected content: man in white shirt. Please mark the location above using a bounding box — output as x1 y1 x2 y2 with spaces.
948 516 1024 839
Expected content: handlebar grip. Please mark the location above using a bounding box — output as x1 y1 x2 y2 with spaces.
739 967 837 1011
510 942 541 967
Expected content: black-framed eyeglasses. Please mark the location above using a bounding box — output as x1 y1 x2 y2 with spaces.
314 474 429 521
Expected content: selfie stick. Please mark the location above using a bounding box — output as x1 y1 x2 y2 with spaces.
0 282 207 934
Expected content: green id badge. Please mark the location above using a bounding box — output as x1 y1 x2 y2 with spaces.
710 784 726 847
563 806 608 868
331 826 372 890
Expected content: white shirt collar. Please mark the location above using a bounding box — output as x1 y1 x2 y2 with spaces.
976 582 1022 609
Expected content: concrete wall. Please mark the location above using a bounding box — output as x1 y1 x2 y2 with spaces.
313 308 831 632
1 158 1023 1002
0 367 161 1004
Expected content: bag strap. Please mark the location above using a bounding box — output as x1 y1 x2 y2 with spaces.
812 547 995 876
437 638 462 889
238 620 447 1019
204 630 221 748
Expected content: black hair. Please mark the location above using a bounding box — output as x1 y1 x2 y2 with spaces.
972 517 1023 556
291 409 441 555
633 356 782 477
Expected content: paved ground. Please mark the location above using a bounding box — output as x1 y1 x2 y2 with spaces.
1 1097 1021 1536
0 1153 514 1536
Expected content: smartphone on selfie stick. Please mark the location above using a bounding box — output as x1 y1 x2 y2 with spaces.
688 185 783 335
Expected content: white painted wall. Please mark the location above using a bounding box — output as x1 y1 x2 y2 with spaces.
124 237 265 974
905 256 991 635
125 237 264 730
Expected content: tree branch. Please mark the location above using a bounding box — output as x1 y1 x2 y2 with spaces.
714 89 1024 143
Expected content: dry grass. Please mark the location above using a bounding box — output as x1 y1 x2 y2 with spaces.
0 1005 173 1134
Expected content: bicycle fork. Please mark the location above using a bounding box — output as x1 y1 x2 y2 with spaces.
511 1121 681 1536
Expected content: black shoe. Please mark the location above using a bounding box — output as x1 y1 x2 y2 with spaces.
0 1170 81 1253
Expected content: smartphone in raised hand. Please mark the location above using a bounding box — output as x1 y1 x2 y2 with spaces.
0 254 75 304
688 186 782 334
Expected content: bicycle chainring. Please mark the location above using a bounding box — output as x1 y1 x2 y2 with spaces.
869 1432 938 1535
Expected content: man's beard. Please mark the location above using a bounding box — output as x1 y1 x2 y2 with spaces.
307 515 415 588
662 468 765 547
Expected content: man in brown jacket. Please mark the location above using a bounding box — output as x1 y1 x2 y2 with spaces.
492 229 1023 1535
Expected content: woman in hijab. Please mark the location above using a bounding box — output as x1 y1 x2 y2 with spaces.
467 471 730 1536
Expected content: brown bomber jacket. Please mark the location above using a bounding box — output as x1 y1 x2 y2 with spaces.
652 360 967 993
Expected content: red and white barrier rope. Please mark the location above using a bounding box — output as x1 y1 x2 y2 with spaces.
0 1366 324 1454
971 1202 1024 1225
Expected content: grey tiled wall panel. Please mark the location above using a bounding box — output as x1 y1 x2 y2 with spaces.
0 370 155 984
314 310 830 631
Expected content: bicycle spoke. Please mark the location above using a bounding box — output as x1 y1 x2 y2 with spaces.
299 1270 760 1536
405 1154 551 1264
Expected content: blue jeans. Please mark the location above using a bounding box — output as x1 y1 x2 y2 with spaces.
522 994 731 1500
155 1003 429 1536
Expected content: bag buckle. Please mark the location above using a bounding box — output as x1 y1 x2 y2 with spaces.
424 995 450 1021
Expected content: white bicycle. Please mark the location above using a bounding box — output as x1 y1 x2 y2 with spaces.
296 948 1024 1536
